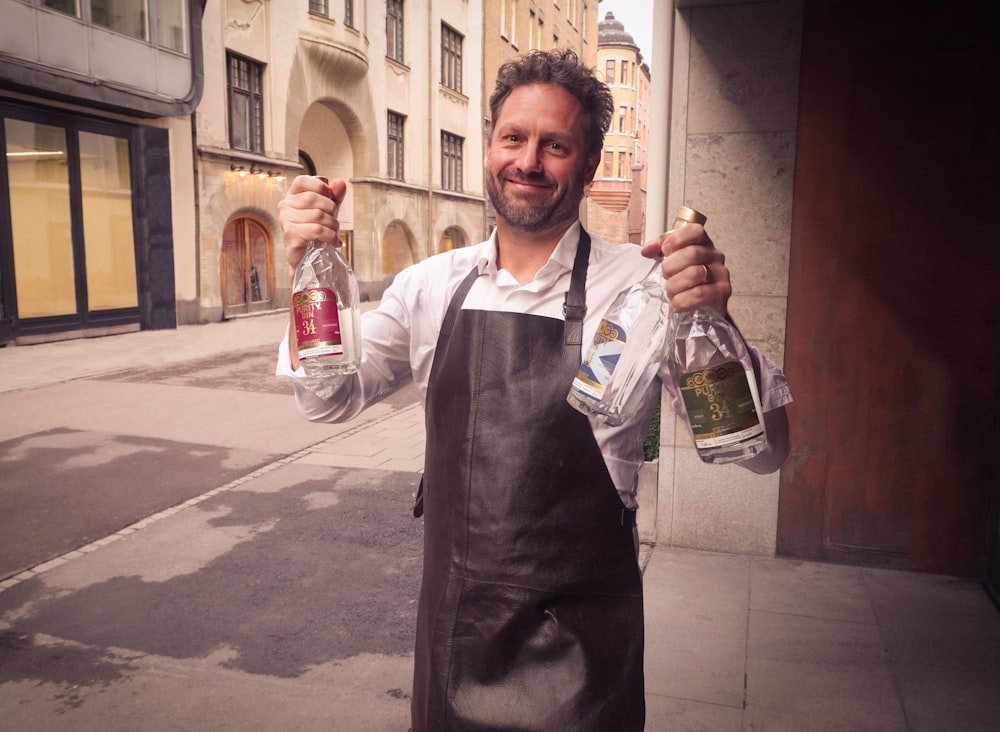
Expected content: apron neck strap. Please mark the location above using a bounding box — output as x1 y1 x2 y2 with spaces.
562 228 591 346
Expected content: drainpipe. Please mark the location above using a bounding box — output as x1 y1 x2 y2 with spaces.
427 4 435 256
645 0 674 241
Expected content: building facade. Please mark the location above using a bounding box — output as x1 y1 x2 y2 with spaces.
199 0 487 316
0 0 205 344
0 0 487 343
586 10 650 245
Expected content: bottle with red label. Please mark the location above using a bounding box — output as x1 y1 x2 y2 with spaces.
291 177 361 376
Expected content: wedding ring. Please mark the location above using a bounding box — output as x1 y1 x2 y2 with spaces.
702 264 712 284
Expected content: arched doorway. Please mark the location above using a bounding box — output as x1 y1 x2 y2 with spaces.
438 226 467 253
381 221 415 275
221 216 273 317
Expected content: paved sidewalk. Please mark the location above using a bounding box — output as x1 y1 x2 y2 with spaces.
2 313 999 730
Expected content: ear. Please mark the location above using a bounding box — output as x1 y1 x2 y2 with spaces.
583 154 601 185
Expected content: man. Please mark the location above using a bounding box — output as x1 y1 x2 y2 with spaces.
278 49 791 732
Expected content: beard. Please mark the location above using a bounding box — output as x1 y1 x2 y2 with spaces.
486 166 588 233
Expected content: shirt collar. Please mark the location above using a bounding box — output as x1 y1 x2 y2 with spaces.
483 222 582 288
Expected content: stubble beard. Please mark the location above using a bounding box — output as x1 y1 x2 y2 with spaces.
486 168 587 233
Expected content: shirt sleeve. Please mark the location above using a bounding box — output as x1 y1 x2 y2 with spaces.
275 280 418 424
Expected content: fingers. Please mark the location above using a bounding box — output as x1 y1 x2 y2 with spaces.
646 222 732 315
278 175 348 268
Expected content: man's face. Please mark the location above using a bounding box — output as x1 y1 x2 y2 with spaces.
485 83 599 234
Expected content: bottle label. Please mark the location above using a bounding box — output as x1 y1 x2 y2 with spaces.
571 318 626 400
293 287 344 359
679 361 764 448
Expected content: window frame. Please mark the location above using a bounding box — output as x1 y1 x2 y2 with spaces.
387 0 404 63
226 52 264 155
441 131 464 192
387 111 405 181
441 24 463 94
307 0 328 16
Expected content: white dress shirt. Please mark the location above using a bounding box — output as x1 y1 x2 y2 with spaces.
277 223 793 508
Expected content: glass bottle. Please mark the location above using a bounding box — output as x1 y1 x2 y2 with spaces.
568 207 767 464
291 177 362 376
568 207 706 426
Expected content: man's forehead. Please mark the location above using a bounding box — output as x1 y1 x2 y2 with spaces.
493 84 583 127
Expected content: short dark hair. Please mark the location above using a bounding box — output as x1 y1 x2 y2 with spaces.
487 49 614 161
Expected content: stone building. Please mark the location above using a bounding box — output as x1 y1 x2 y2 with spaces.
0 0 487 339
200 0 486 314
586 10 651 245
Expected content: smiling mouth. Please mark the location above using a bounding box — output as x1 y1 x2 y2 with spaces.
503 175 553 191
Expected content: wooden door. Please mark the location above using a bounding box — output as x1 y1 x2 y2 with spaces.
222 217 272 317
778 0 1000 576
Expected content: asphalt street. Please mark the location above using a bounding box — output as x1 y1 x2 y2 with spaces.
0 313 425 730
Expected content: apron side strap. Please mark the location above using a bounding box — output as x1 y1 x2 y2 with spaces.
413 475 425 518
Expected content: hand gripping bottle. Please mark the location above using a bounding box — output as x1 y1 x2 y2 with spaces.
290 177 362 376
568 207 767 464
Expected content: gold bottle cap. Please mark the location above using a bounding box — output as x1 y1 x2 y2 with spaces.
676 206 707 225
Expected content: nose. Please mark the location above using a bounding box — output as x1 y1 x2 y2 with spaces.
516 142 543 173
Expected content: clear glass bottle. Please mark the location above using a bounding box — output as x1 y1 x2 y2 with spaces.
672 300 767 465
568 207 767 464
291 177 361 377
568 207 706 426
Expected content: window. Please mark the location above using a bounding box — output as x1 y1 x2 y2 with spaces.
156 0 188 52
606 59 615 84
441 24 463 93
617 150 626 178
388 111 405 181
603 150 613 178
92 0 149 42
387 0 404 63
345 0 354 27
227 53 264 154
308 0 328 15
43 0 79 17
620 60 628 85
3 115 139 323
528 10 544 50
43 0 186 52
618 105 626 133
441 132 463 192
509 0 518 46
500 0 508 38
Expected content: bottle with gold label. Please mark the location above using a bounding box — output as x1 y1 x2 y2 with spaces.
671 278 767 465
291 177 361 376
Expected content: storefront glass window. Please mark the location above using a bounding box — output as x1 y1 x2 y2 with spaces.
4 119 76 318
79 131 138 311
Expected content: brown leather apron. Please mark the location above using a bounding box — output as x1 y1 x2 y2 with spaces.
411 231 645 731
